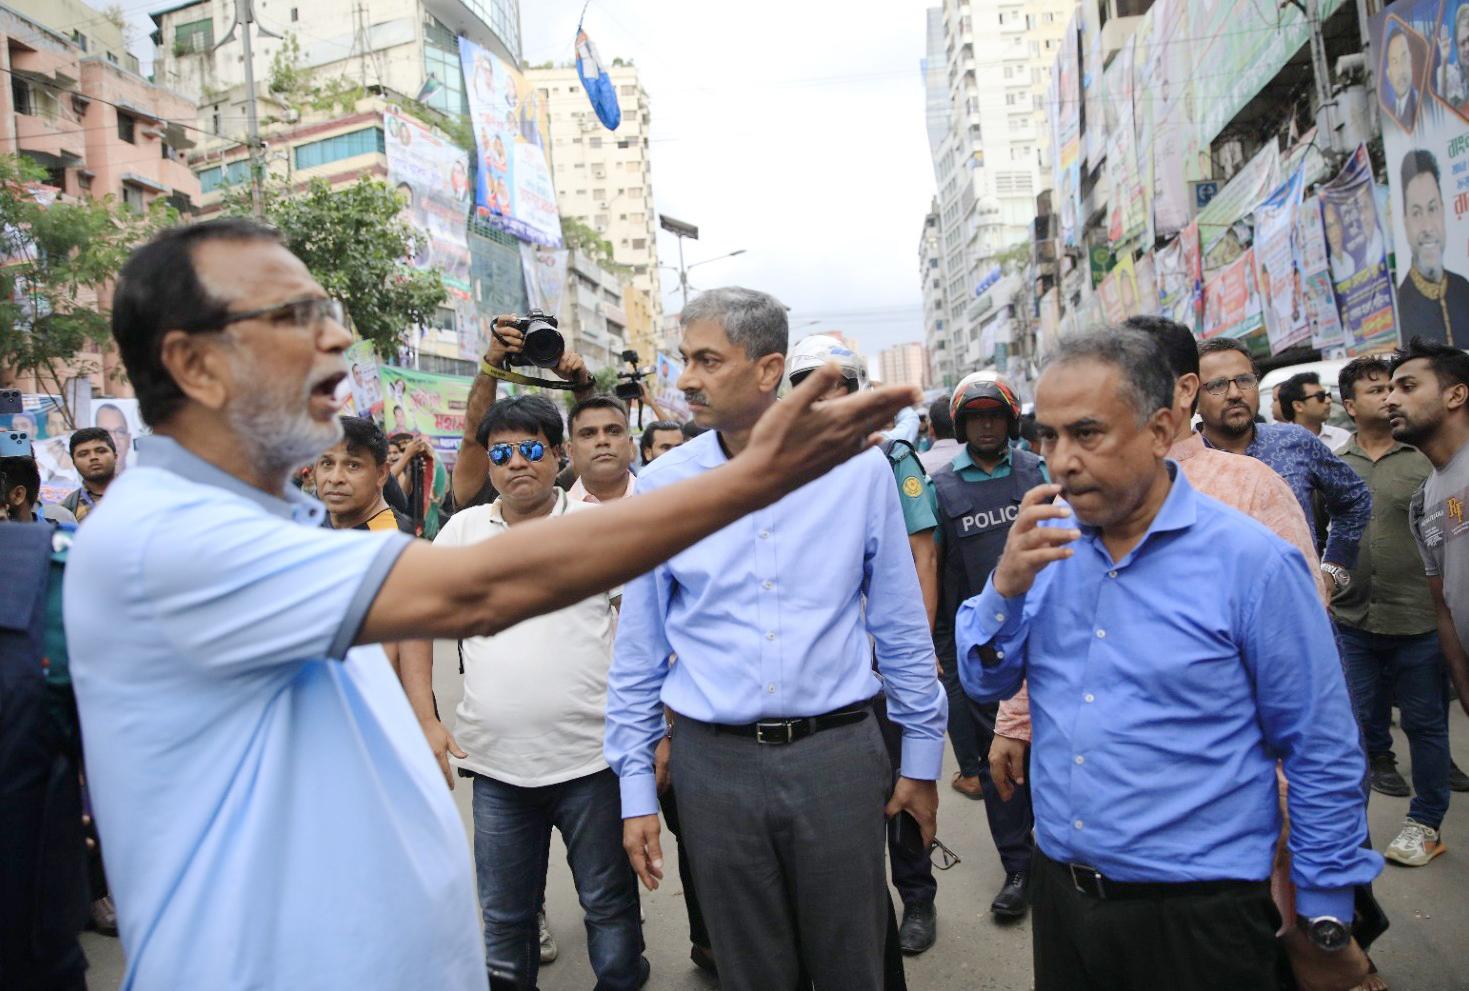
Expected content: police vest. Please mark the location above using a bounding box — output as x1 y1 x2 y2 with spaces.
932 447 1047 620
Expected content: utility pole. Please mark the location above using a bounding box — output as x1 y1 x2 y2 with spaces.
217 0 279 218
659 214 699 314
1303 0 1343 158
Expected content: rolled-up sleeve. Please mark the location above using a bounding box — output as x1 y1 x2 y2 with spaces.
956 574 1030 704
605 564 674 818
1243 546 1383 919
1311 439 1372 570
864 463 947 780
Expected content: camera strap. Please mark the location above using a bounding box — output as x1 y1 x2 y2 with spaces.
477 360 582 391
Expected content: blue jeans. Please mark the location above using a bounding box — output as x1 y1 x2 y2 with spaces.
471 768 645 990
1339 626 1451 830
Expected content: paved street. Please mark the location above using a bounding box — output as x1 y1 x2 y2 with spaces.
82 642 1469 989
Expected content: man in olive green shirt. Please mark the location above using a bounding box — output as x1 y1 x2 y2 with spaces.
1335 357 1455 869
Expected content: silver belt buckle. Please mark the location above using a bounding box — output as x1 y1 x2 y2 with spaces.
755 720 794 745
1069 863 1106 898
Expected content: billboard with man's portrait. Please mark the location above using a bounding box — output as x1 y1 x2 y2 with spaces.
1372 1 1469 348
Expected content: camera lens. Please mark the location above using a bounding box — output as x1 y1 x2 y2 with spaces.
520 316 564 369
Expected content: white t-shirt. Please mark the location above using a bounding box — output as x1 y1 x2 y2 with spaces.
436 490 620 787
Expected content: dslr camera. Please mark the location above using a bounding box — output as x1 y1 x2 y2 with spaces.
504 311 564 369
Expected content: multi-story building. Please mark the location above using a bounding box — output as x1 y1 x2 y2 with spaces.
877 342 928 393
528 63 661 333
149 0 519 144
13 0 140 74
923 0 1071 375
918 201 953 388
559 248 627 373
0 3 200 400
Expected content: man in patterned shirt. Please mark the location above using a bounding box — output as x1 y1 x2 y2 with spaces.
1197 337 1371 595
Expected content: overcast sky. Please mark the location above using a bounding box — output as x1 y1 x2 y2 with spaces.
130 0 938 357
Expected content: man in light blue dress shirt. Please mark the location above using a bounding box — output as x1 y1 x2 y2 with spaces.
62 222 919 990
605 288 948 991
957 328 1380 991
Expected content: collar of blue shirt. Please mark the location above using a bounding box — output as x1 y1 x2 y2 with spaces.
137 435 325 526
1072 460 1195 564
951 444 1013 475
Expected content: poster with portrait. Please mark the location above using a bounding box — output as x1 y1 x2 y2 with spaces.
653 352 690 422
1320 144 1400 354
1254 165 1310 354
1155 221 1203 333
1054 9 1083 250
343 340 384 421
1202 248 1266 342
384 109 471 297
376 365 473 468
520 243 569 319
1295 196 1346 350
459 36 562 247
1371 1 1469 348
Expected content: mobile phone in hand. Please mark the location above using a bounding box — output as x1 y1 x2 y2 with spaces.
893 810 927 859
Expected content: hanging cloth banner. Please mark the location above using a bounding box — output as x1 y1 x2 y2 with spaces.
576 22 621 131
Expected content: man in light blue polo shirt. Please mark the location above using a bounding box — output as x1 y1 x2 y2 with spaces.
62 219 919 989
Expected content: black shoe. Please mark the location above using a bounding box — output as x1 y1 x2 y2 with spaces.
637 956 651 988
1370 753 1411 797
689 944 718 976
898 900 937 954
991 871 1029 919
1451 760 1469 794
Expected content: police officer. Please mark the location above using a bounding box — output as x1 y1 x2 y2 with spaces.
787 335 940 960
931 373 1042 919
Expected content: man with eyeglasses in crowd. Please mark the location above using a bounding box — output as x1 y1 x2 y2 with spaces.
62 220 916 989
401 394 649 989
1277 371 1352 453
1196 338 1371 597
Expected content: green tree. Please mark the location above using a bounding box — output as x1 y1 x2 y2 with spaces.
0 156 174 428
220 176 447 356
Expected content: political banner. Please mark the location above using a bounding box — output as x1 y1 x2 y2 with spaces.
1144 0 1193 239
1371 0 1469 347
1320 144 1400 354
1098 253 1142 324
377 365 473 468
1295 196 1347 350
653 352 690 422
1082 1 1107 170
1155 220 1203 333
1254 165 1310 354
1202 248 1266 342
1104 36 1147 247
520 243 570 318
384 108 471 297
1054 10 1083 249
575 26 621 131
460 36 562 246
343 340 384 421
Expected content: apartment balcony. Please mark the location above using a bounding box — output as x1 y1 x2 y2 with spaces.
14 113 85 166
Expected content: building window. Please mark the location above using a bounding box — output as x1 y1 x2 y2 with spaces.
162 141 180 161
291 7 299 19
631 238 646 250
422 17 470 117
293 127 386 170
117 112 136 143
589 136 602 149
593 188 606 199
122 185 146 213
106 52 119 64
10 78 31 116
71 30 88 51
197 160 251 192
174 18 214 54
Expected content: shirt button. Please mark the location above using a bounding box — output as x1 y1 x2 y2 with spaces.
994 612 1006 623
767 683 777 694
1074 819 1085 830
1095 629 1106 639
766 632 776 641
762 580 774 590
1107 570 1118 579
995 649 1005 659
1084 693 1095 703
759 529 770 540
1075 755 1085 765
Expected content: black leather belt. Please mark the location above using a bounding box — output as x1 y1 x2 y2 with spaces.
710 701 872 745
1048 854 1264 902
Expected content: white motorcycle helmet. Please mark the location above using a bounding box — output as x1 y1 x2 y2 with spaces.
785 334 868 393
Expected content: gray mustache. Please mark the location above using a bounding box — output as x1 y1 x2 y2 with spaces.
684 392 709 405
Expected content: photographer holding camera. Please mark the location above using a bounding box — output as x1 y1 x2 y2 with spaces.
452 314 597 512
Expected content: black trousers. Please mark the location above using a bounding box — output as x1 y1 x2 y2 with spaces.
874 696 937 907
969 697 1036 874
1031 850 1283 991
657 783 709 950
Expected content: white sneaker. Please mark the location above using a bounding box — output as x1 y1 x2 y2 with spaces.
1384 818 1445 867
538 909 558 963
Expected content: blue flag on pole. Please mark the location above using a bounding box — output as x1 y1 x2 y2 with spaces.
575 26 621 131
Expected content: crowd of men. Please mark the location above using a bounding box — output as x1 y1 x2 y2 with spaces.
2 217 1468 991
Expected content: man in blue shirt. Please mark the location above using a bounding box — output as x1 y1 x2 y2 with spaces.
958 328 1380 991
606 288 947 991
1197 337 1371 591
62 221 919 990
